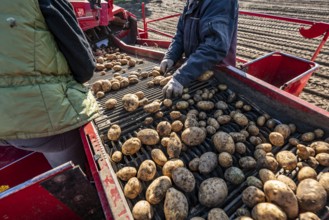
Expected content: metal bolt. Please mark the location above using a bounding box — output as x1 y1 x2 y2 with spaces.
6 17 16 28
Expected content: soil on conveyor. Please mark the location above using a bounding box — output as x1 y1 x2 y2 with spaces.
116 0 329 110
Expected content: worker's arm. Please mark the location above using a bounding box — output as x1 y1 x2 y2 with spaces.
173 0 238 87
38 0 96 84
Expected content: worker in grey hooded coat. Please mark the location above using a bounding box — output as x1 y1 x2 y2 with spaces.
161 0 238 98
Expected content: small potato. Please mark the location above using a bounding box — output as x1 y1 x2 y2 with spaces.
112 65 122 72
275 150 297 171
122 94 139 112
212 131 235 154
159 76 172 86
161 137 170 147
233 112 249 126
254 149 267 160
167 132 182 159
276 175 297 192
124 177 142 199
314 128 324 138
299 212 320 220
269 132 285 147
152 76 165 85
297 144 310 160
144 101 161 113
116 167 137 181
171 120 184 132
296 179 327 213
120 78 130 88
256 116 266 127
184 114 199 128
207 118 220 130
207 208 229 220
134 91 144 100
163 99 173 107
96 91 105 98
170 111 182 120
132 200 153 220
151 149 167 166
105 98 117 110
239 156 257 170
189 158 200 172
176 101 189 110
301 132 315 142
315 153 329 166
121 137 141 155
274 124 291 139
224 167 245 185
235 142 247 154
128 59 136 67
197 70 214 81
199 152 218 174
196 101 215 111
264 180 298 219
144 117 153 125
298 166 317 181
157 121 172 137
162 158 185 178
310 141 329 154
111 81 120 90
181 127 206 146
248 124 260 136
164 188 188 220
229 132 246 142
137 160 157 181
155 111 164 118
252 203 287 220
107 124 121 141
111 151 122 163
215 101 228 110
198 178 228 208
146 176 172 205
206 126 216 135
259 169 276 184
172 167 195 192
255 143 272 153
242 186 266 208
137 129 160 145
138 98 149 107
96 63 106 71
92 80 103 93
289 137 300 146
101 80 111 92
257 155 279 172
247 176 263 189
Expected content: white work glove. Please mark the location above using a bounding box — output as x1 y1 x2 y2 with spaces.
160 59 174 74
162 77 183 99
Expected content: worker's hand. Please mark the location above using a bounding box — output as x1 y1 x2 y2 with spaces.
160 59 174 74
162 77 183 98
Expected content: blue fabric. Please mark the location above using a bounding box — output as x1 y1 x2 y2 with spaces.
164 0 238 86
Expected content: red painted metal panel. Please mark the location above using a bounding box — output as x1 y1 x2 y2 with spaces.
0 146 30 169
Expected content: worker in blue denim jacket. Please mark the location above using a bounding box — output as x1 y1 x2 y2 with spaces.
161 0 238 98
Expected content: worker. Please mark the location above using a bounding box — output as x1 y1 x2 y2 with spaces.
161 0 239 98
0 0 99 171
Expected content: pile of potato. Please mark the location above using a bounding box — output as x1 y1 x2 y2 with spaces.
107 82 328 220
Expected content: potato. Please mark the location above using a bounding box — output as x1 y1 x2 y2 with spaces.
171 120 183 132
92 80 103 93
105 98 117 110
230 132 246 142
217 152 233 168
197 70 214 81
242 186 266 208
164 188 188 220
172 167 195 192
151 149 167 166
235 142 247 154
112 65 122 72
314 128 324 138
96 56 104 64
124 177 142 199
274 124 291 139
310 141 329 154
122 94 139 112
318 172 329 196
155 121 171 137
252 203 287 220
297 144 310 160
138 98 149 107
256 116 266 127
152 76 165 85
315 153 329 166
160 76 172 86
308 156 320 169
146 176 172 205
255 143 272 153
96 63 106 71
299 212 320 220
137 129 160 145
167 132 182 159
212 131 235 154
257 155 278 172
266 119 277 129
144 117 153 125
128 59 136 67
137 160 157 181
301 132 315 142
269 132 285 147
132 200 153 220
207 118 220 130
133 91 144 100
122 137 141 155
146 81 154 87
264 180 298 218
198 178 228 207
190 217 205 220
143 101 161 113
196 101 215 111
236 208 251 217
162 159 184 178
247 176 263 189
276 175 297 192
107 124 121 141
298 166 317 181
239 156 257 170
176 101 189 110
111 80 120 90
254 149 266 160
217 115 231 125
189 158 200 172
116 167 137 181
163 99 173 107
296 179 327 212
101 80 111 92
198 152 217 174
275 150 297 171
215 101 228 110
161 137 170 147
207 208 229 220
96 91 105 98
170 111 182 120
181 127 206 146
233 112 249 126
111 151 122 163
259 168 276 184
184 114 199 128
224 167 245 185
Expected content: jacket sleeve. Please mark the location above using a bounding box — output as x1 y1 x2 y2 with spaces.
163 5 188 63
173 0 238 87
38 0 96 84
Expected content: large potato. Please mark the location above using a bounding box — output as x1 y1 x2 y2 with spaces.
132 200 153 220
137 129 160 145
172 167 195 192
276 175 297 192
315 153 329 166
156 121 172 137
199 152 218 174
122 94 139 112
275 150 297 171
151 149 167 166
164 188 188 220
146 176 172 205
297 166 317 181
296 179 327 212
198 178 228 208
137 160 157 181
167 132 182 159
318 172 329 195
116 166 137 181
207 208 229 220
252 203 287 220
124 177 142 199
107 124 121 141
181 127 206 146
212 131 235 154
242 186 266 208
310 141 329 154
121 137 141 155
162 159 184 178
264 180 298 219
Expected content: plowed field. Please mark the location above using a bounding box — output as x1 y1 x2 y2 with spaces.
117 0 329 110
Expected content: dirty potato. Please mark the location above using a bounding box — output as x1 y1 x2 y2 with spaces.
132 200 153 220
144 101 161 113
198 178 228 208
111 151 122 163
172 167 195 192
163 99 173 107
167 132 182 159
122 94 139 112
276 175 297 192
164 188 188 220
259 169 276 184
251 203 287 220
137 160 157 181
197 70 214 81
146 176 172 205
189 158 200 172
171 120 184 132
274 124 291 139
218 152 233 168
242 186 266 208
207 208 229 220
107 124 121 141
116 166 137 181
181 127 206 146
275 150 297 171
198 152 218 174
105 98 117 110
170 111 182 120
197 101 215 111
212 131 235 154
162 159 184 178
157 121 172 137
124 177 142 199
176 101 189 110
137 129 160 145
224 167 245 185
122 137 141 155
269 132 285 147
239 156 257 170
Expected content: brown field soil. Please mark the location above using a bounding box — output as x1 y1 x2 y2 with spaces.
116 0 329 110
